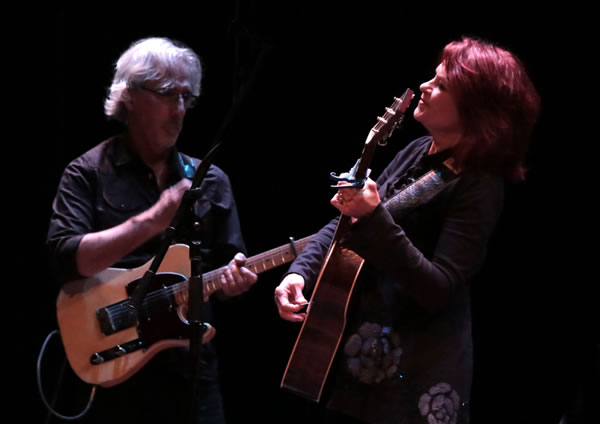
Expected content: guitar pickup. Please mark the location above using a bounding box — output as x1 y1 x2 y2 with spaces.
90 339 145 365
96 300 137 336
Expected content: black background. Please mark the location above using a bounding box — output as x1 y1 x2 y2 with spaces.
18 4 592 423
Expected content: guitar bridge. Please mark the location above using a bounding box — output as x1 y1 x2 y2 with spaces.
90 338 145 365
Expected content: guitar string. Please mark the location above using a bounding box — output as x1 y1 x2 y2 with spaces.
103 254 279 318
102 239 312 321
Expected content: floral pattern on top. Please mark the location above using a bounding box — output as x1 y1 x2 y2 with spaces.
342 322 403 384
418 382 461 424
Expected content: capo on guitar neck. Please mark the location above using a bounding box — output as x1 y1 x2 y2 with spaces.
330 172 367 189
330 160 372 189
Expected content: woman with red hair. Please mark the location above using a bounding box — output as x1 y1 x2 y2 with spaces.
275 36 540 424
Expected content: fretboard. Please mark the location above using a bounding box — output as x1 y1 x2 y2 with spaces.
172 235 314 302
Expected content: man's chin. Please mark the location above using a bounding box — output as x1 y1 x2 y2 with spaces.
161 131 180 147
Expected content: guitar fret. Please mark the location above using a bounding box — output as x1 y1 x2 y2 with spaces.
157 236 314 306
206 278 218 296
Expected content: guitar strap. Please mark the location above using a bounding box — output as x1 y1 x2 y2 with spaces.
340 160 461 385
382 158 461 219
178 152 197 179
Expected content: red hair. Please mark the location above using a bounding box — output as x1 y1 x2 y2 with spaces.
442 37 540 181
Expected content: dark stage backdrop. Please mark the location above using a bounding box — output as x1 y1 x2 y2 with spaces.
23 4 590 424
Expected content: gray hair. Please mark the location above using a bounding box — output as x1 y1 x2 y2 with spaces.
104 37 202 122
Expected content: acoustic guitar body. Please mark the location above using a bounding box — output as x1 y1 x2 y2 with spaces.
281 238 364 401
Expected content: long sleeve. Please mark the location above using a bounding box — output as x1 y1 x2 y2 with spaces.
343 172 504 313
47 155 97 282
286 217 338 293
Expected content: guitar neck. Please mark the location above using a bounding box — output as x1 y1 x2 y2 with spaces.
173 236 314 301
354 88 414 180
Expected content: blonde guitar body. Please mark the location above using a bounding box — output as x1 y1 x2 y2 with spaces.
56 244 206 387
57 237 312 388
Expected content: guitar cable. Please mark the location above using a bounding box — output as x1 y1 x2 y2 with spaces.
37 329 97 421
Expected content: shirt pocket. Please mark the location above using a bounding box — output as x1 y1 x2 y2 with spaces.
97 174 150 230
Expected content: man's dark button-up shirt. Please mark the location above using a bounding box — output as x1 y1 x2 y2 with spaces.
47 135 246 283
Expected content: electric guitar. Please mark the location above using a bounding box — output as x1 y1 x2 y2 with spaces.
57 236 312 387
281 89 414 401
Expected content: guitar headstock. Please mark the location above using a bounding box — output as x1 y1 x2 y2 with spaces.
331 88 415 187
367 88 414 146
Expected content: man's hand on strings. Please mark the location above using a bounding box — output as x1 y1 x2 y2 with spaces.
220 253 257 297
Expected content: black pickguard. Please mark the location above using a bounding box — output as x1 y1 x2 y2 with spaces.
96 272 191 347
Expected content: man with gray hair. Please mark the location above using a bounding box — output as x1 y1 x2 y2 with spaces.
48 37 256 423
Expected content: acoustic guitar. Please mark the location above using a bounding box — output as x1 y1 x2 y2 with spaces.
281 89 414 401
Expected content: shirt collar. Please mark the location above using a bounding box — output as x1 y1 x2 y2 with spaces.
421 137 454 168
111 134 137 167
111 133 186 181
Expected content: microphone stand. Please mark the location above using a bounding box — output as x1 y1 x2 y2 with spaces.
124 142 219 424
129 141 221 421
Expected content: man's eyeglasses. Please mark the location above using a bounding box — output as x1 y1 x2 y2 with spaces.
139 86 198 109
